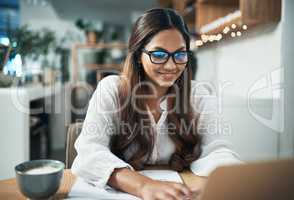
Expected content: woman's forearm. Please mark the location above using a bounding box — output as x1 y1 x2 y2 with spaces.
108 167 193 200
107 167 152 198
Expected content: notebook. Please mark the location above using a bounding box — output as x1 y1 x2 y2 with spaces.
66 170 183 200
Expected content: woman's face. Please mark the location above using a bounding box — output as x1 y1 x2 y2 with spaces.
140 28 188 88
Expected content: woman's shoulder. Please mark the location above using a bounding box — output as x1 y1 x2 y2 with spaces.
92 75 122 105
96 75 122 94
98 75 121 88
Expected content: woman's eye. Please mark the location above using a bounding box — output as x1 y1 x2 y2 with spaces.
174 52 188 61
151 51 168 59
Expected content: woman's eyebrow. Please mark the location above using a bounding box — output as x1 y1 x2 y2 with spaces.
151 46 186 52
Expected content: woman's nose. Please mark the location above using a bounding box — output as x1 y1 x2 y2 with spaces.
163 57 177 70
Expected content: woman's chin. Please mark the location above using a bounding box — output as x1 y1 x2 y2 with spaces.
156 79 175 88
155 73 180 87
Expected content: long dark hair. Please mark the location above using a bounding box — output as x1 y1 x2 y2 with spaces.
110 8 202 171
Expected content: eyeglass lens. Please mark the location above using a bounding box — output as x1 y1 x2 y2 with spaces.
150 51 188 64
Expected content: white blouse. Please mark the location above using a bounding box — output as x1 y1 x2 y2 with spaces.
71 75 241 188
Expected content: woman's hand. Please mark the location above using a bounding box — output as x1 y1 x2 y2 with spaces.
186 176 208 200
139 179 192 200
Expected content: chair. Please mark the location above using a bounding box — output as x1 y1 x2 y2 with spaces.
65 122 83 169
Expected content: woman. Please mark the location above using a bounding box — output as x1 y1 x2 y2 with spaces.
72 8 240 200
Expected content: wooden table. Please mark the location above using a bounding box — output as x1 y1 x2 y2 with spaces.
0 169 205 199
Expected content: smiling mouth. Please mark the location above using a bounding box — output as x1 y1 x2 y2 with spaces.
158 72 177 75
158 72 177 80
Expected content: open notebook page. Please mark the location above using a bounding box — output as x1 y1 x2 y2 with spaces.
66 170 183 200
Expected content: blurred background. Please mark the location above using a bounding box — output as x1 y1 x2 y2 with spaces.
0 0 293 180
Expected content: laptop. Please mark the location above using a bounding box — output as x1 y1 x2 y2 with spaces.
200 159 294 200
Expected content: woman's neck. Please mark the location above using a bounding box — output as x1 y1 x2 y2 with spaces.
155 85 169 100
145 85 168 113
143 76 169 109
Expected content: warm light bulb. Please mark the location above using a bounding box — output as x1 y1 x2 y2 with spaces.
196 40 203 47
223 26 230 34
237 31 242 37
231 24 237 29
201 35 208 43
216 34 222 41
242 24 248 30
231 32 236 37
208 35 216 42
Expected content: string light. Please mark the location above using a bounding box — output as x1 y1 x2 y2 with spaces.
195 40 203 47
200 10 241 33
201 35 208 43
216 34 222 41
208 35 216 42
223 26 230 34
196 24 248 47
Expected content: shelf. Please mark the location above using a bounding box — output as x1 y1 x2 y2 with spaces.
74 42 127 49
158 0 173 8
183 3 195 22
158 0 281 48
71 42 127 82
196 2 239 33
158 0 196 33
195 0 281 48
197 0 239 6
198 10 241 34
0 82 63 101
185 0 195 7
240 0 281 26
83 63 123 70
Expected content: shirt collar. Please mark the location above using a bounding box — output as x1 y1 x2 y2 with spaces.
159 97 167 111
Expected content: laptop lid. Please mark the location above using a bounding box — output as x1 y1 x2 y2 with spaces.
201 159 294 200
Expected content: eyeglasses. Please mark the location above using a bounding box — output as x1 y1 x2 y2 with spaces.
142 48 191 64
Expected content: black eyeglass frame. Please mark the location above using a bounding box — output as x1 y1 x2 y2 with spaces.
141 48 192 65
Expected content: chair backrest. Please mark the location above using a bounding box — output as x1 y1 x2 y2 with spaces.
65 122 83 169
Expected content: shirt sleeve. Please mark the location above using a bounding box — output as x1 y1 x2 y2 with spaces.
189 83 242 177
71 75 134 188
